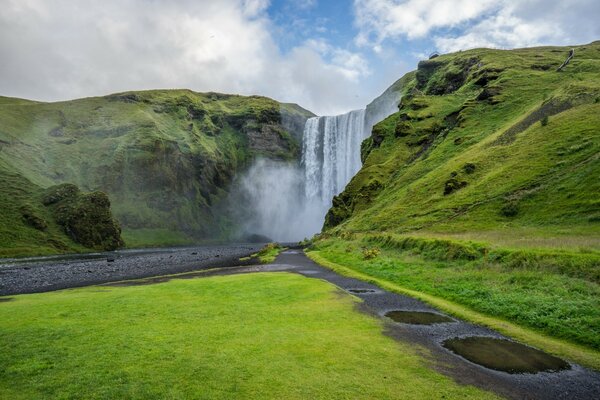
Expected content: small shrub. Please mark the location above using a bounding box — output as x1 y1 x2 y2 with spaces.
42 183 80 206
463 163 476 174
444 178 467 195
500 201 519 217
298 237 312 247
20 206 48 231
395 121 412 137
540 116 549 126
258 242 279 255
339 231 354 240
362 247 381 260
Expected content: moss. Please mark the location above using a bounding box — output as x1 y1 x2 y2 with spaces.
43 184 124 251
19 205 48 231
500 201 520 217
395 120 413 137
360 137 375 163
324 193 354 229
443 178 468 195
463 163 476 174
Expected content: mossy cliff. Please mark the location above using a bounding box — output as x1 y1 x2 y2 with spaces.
325 41 600 239
0 161 122 256
0 90 313 255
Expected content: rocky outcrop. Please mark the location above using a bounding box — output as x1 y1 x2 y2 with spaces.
42 184 124 250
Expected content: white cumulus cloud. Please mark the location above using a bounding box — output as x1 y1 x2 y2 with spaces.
354 0 600 52
0 0 370 115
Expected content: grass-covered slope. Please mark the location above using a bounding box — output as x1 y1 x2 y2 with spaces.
326 42 600 240
314 42 600 358
0 158 122 257
0 273 495 399
0 90 313 254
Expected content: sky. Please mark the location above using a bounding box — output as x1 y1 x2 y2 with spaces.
1 0 599 115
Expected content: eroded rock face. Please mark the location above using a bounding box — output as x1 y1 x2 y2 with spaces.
42 184 124 250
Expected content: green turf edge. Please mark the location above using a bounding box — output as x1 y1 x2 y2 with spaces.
306 250 600 371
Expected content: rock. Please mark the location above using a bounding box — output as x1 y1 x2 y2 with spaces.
42 184 124 251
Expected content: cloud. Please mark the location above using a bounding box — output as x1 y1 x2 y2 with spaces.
354 0 600 51
0 0 369 115
305 38 371 81
354 0 498 44
242 0 271 17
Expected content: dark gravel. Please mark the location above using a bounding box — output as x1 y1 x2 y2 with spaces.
0 244 263 295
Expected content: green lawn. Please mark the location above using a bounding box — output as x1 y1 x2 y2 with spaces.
308 236 600 370
0 272 496 399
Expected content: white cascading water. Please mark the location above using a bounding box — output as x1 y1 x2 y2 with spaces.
301 109 367 208
234 92 399 242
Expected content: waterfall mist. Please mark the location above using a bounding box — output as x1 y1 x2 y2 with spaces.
231 159 324 242
231 93 400 242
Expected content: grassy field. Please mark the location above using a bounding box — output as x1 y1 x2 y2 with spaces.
308 236 600 369
0 273 496 399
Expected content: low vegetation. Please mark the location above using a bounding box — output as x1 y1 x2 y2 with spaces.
325 42 600 235
240 242 284 264
0 160 122 257
307 236 600 370
0 273 496 399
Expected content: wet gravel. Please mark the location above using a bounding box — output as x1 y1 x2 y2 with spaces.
0 244 263 295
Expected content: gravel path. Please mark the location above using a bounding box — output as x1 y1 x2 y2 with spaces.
0 244 263 295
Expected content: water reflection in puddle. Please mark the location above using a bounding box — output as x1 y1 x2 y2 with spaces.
443 336 570 374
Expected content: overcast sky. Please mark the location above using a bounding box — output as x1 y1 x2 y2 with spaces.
1 0 598 115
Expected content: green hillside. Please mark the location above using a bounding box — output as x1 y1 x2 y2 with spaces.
326 42 600 239
0 90 313 256
313 42 600 358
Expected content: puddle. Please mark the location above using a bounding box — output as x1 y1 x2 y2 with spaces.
0 297 14 303
347 289 377 294
443 336 570 374
385 310 454 325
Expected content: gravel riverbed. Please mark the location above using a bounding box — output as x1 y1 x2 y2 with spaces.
0 244 263 296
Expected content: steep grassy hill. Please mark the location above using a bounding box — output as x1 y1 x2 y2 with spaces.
326 42 600 246
0 90 313 256
311 42 600 360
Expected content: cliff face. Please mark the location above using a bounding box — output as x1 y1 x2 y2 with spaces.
324 42 600 235
0 90 314 254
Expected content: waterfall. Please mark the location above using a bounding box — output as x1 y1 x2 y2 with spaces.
233 90 400 242
301 109 367 207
